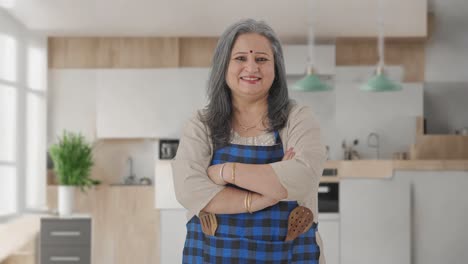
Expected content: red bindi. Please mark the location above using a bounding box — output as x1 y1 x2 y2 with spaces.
250 50 253 53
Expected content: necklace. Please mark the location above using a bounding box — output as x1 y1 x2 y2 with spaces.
236 113 267 131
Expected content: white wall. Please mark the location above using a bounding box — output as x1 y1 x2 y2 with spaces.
289 66 423 160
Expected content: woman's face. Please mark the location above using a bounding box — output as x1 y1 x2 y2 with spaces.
226 33 275 101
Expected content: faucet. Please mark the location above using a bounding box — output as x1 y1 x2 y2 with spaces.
124 156 136 184
367 132 380 159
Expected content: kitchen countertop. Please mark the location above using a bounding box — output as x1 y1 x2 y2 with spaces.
321 159 468 180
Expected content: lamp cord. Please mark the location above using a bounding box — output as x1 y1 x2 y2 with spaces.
307 0 316 69
378 0 385 69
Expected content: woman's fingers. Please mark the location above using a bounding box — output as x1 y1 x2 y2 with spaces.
282 148 295 161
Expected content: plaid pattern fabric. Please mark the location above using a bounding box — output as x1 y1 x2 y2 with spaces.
183 131 320 263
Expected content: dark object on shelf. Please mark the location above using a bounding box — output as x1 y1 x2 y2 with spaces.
159 139 179 160
342 139 360 160
322 168 338 177
318 182 339 213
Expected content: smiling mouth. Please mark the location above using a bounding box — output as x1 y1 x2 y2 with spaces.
240 77 262 83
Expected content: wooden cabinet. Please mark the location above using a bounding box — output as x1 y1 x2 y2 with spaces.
96 68 209 138
46 186 159 264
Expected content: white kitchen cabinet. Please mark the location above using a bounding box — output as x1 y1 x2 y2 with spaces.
318 214 340 264
96 68 209 138
283 45 335 76
340 177 411 264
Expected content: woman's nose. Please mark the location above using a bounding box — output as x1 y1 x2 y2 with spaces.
245 59 259 73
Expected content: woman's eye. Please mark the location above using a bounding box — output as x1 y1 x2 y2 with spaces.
234 56 246 61
256 57 269 62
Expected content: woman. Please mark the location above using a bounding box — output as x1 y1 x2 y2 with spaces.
171 18 327 263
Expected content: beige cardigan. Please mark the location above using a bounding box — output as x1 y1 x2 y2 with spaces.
171 104 327 263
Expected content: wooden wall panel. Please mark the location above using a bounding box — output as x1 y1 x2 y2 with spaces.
97 37 179 68
409 116 468 159
48 38 99 68
49 37 179 68
179 37 218 67
411 135 468 160
49 36 426 81
336 38 425 82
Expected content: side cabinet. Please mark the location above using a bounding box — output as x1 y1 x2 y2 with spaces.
40 217 92 264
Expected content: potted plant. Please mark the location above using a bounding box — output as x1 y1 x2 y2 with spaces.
49 130 100 216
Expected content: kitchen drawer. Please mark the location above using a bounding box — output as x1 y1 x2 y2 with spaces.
41 219 91 246
41 246 90 264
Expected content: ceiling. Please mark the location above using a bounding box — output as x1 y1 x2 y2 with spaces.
2 0 427 39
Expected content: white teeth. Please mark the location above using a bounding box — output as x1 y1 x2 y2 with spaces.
241 77 260 81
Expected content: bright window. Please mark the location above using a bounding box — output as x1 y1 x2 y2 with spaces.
27 45 46 92
0 18 47 219
0 84 16 162
0 166 17 216
0 33 17 82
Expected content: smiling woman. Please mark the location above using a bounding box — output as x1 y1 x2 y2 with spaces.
171 18 327 264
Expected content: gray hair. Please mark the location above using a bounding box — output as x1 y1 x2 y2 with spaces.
201 18 292 150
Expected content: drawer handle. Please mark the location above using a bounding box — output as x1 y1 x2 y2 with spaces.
50 256 80 262
50 231 81 237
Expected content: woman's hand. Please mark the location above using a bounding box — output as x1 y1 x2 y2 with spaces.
282 147 295 161
251 192 280 211
207 164 227 185
207 148 295 185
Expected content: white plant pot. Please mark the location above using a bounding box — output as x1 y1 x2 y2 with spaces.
58 186 75 216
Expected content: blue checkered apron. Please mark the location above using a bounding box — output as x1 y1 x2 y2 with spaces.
183 131 320 263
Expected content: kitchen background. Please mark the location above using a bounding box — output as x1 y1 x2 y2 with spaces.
1 0 468 264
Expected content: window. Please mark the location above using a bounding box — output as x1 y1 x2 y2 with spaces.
0 17 47 219
0 33 18 218
0 33 16 82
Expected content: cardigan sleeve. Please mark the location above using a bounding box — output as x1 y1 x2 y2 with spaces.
270 105 327 201
170 111 225 219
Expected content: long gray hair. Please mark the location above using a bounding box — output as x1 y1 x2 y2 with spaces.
201 18 292 150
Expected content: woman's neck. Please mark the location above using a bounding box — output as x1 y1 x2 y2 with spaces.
232 96 268 118
231 96 269 136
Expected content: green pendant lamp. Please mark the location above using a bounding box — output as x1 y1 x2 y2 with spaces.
360 0 402 92
293 0 332 92
361 66 402 92
293 66 332 91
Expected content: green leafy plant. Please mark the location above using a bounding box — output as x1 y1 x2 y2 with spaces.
49 130 100 191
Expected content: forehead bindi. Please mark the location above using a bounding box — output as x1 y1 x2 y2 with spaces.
231 34 273 56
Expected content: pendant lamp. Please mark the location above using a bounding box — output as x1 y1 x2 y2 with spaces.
360 0 402 92
293 0 332 92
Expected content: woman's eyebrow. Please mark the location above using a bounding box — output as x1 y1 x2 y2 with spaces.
232 51 271 56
